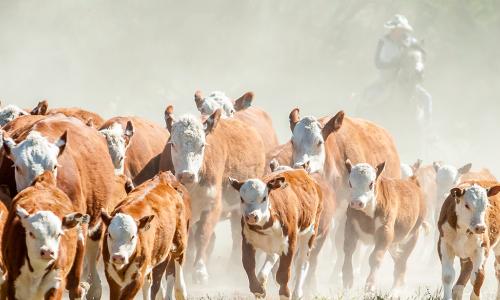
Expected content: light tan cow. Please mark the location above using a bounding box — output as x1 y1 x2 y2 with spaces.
99 116 169 183
229 169 323 299
101 172 188 300
438 180 500 300
162 106 265 283
343 160 426 293
2 172 89 300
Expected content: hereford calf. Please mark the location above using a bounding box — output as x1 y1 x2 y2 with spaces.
101 172 188 300
2 172 89 300
343 160 426 293
163 106 265 283
438 181 500 300
229 169 323 299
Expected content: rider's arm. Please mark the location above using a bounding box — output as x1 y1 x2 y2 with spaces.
374 38 400 69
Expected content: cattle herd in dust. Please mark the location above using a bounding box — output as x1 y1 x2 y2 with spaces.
0 92 497 300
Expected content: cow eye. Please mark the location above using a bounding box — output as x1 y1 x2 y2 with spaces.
369 182 374 189
261 197 267 203
240 197 244 203
349 181 352 188
107 233 113 240
29 232 35 239
465 204 470 210
129 235 135 242
317 141 323 147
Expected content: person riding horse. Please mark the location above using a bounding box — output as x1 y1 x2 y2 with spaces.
363 14 432 123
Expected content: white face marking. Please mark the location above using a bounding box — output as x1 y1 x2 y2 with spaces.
400 163 413 179
0 105 28 127
17 208 64 263
291 116 325 173
107 213 138 268
348 163 377 209
455 184 489 233
197 91 235 118
239 179 271 226
99 123 129 174
436 165 461 201
170 115 206 184
5 131 63 192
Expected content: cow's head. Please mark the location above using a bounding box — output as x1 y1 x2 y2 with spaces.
434 162 472 202
229 176 286 226
451 184 500 234
3 131 67 192
101 211 154 269
0 105 29 127
289 108 344 173
345 160 385 210
16 205 88 263
99 121 134 175
194 90 235 118
169 110 221 185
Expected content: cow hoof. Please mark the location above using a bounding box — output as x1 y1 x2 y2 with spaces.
452 285 464 299
192 270 209 284
292 292 303 300
254 292 265 299
257 273 268 286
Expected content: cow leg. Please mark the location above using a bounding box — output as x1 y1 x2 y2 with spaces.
151 259 168 300
85 238 102 300
165 258 175 300
365 226 393 293
142 272 152 300
242 225 265 298
229 209 242 265
292 234 312 300
305 231 327 294
276 232 297 300
68 230 88 300
392 231 419 290
105 270 121 300
332 214 346 281
439 239 456 300
495 255 500 300
452 258 472 300
342 214 358 289
257 253 279 288
470 248 486 300
174 259 187 300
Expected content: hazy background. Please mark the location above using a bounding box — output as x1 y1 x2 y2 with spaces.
1 1 500 298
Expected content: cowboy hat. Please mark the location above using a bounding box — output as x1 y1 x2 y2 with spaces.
384 14 413 32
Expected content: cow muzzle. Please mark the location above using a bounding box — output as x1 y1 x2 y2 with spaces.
40 248 55 260
245 213 259 225
471 224 486 234
350 199 366 210
112 253 126 265
177 171 196 185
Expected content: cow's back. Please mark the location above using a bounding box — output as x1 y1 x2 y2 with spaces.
236 107 279 153
48 107 104 127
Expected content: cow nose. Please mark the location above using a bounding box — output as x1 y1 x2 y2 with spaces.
350 200 365 210
245 214 258 225
177 172 195 184
112 254 125 264
40 249 55 259
474 224 486 234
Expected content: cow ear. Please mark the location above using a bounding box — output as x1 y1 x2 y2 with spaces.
267 176 287 191
85 118 94 128
204 109 221 135
450 187 464 203
16 205 30 220
137 215 154 232
233 92 254 111
124 121 134 146
322 111 344 141
289 108 300 133
2 135 16 159
412 159 422 172
194 90 204 110
487 185 500 197
458 163 472 175
375 162 386 179
55 131 67 157
228 177 244 191
124 177 134 194
101 210 113 227
62 212 90 230
269 159 279 172
345 159 353 174
31 100 48 115
433 161 441 173
164 105 174 133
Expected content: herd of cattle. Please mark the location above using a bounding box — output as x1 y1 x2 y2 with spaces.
0 91 497 300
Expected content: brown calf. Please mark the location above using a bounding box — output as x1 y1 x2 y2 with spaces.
1 172 89 300
229 169 323 299
343 160 426 293
101 172 188 300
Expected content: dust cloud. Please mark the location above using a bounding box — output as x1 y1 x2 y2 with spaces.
1 0 499 298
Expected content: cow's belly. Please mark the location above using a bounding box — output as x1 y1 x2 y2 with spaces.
15 261 61 300
244 221 289 255
442 223 482 259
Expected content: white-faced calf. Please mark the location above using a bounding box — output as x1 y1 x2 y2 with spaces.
343 160 426 293
229 169 322 299
101 172 188 300
438 181 500 300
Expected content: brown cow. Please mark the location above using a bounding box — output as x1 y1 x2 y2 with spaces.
0 200 7 290
193 90 279 152
163 106 265 283
438 180 500 300
31 100 105 128
2 115 117 299
229 169 323 299
2 172 89 300
101 172 188 300
343 160 426 293
99 116 169 182
288 108 401 278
